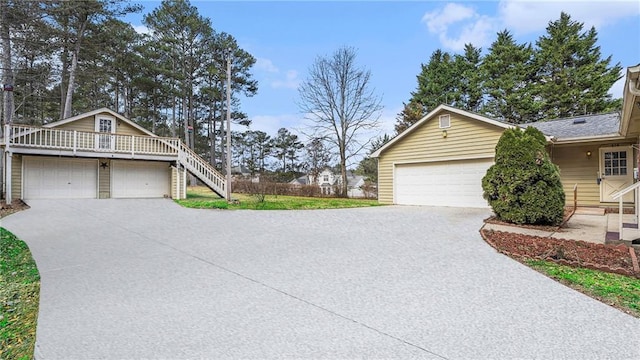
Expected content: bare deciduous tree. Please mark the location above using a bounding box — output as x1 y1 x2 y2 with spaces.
298 46 382 196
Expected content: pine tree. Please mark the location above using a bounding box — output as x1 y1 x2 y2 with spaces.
533 12 622 119
481 30 538 123
394 100 424 134
453 44 483 112
411 49 457 111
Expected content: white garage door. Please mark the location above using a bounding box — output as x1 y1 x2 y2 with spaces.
395 159 493 208
24 157 97 199
112 160 170 198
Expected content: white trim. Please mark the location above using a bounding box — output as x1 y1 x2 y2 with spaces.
95 115 116 151
371 105 514 158
552 135 628 144
392 154 494 166
620 64 640 136
44 108 157 137
438 114 451 129
599 146 633 203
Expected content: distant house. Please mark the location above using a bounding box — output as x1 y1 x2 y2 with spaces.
291 168 366 197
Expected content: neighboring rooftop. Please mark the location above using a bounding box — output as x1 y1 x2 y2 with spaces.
525 112 621 140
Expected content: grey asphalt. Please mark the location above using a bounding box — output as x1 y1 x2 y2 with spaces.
2 199 639 359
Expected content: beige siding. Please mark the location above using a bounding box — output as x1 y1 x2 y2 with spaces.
171 166 186 199
98 158 110 198
56 116 95 132
377 110 504 204
53 112 149 136
550 141 636 206
11 154 22 200
115 121 148 136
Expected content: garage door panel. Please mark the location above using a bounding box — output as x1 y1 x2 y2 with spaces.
395 159 493 208
24 157 97 199
112 161 170 198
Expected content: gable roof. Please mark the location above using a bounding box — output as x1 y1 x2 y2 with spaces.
43 108 156 137
371 104 514 158
525 112 623 143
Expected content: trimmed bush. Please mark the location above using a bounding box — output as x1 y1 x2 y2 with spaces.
482 127 565 225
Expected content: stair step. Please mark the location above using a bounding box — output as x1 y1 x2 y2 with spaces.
574 207 605 216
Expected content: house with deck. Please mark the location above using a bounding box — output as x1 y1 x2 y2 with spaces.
0 108 225 203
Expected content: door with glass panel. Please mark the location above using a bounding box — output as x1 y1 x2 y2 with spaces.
599 146 633 202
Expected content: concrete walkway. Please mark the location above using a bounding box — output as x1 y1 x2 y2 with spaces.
483 213 609 243
2 200 639 359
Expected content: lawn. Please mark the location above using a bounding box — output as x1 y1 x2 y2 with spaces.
175 186 382 210
527 260 640 317
0 228 40 360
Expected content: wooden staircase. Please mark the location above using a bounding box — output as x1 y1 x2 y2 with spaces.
177 141 226 197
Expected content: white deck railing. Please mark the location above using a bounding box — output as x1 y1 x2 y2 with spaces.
611 181 640 240
4 124 179 157
178 141 226 196
3 124 227 198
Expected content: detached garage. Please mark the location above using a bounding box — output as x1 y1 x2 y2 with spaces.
372 105 513 208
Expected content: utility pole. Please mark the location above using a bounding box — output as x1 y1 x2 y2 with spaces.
225 48 232 202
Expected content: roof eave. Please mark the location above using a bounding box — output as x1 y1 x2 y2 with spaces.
620 64 640 136
43 108 157 137
551 134 628 145
371 105 514 158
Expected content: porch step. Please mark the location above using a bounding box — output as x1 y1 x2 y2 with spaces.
574 207 605 216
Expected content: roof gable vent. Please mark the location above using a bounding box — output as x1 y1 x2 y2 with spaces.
573 118 586 124
439 114 451 129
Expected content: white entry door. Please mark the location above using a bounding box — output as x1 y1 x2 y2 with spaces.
111 160 170 198
23 157 97 199
600 146 633 202
95 116 115 151
394 159 493 208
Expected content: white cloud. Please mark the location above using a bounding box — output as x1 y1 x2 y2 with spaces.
499 0 640 35
422 3 496 51
272 70 300 90
255 58 279 73
132 25 151 35
422 1 640 51
422 3 476 33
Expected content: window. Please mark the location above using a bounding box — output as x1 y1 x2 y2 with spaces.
323 175 329 182
439 114 450 129
98 118 113 149
603 151 627 176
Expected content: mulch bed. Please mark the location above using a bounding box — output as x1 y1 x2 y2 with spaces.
0 200 30 219
482 229 640 278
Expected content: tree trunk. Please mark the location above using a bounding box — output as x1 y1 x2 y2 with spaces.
62 49 79 119
1 0 14 127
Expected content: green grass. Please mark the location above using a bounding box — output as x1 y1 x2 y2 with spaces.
175 186 382 210
526 260 640 317
0 228 40 360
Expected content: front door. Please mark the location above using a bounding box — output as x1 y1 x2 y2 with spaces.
599 146 634 202
95 116 115 151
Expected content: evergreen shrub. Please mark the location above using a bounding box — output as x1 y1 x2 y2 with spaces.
482 127 565 225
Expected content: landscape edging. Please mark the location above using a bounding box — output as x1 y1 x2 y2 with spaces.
479 225 640 279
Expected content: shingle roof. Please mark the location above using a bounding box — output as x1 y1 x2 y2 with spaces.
525 112 621 140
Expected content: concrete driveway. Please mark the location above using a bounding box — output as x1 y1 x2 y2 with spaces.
2 199 639 359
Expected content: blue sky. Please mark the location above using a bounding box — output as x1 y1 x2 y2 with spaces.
127 1 640 142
